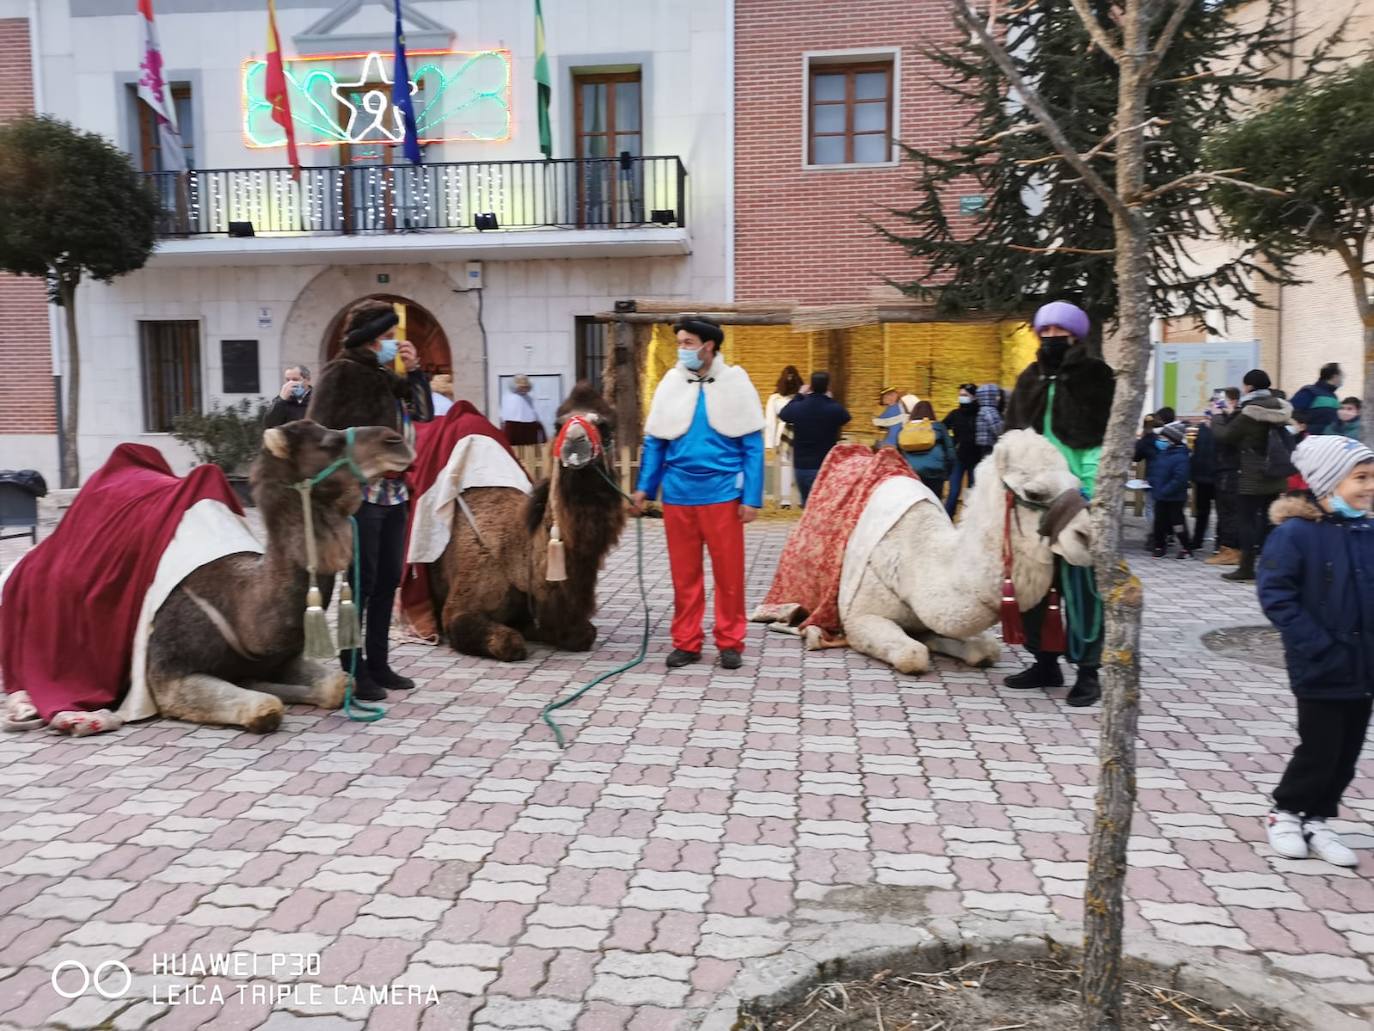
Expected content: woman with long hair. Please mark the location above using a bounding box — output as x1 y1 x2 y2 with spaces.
764 365 804 508
899 400 956 499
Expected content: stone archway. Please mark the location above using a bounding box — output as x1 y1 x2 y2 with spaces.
279 263 484 407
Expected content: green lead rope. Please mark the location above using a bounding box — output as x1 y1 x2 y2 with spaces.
1060 560 1103 665
540 465 651 748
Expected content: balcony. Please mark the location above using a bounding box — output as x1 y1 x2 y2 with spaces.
142 156 690 267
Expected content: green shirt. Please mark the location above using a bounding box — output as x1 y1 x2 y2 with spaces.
1042 382 1101 498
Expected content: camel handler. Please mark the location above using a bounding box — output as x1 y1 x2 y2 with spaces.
630 316 765 670
308 299 434 701
1003 300 1114 707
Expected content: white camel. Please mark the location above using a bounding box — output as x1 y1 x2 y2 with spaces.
835 429 1094 674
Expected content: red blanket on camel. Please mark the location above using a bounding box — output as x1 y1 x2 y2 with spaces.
753 444 914 647
0 445 243 721
399 401 518 638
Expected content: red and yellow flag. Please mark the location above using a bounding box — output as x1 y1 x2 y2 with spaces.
264 0 299 178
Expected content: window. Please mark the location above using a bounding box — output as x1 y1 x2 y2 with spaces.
575 317 608 391
220 340 260 394
573 70 643 225
807 59 894 166
141 321 202 432
134 83 195 172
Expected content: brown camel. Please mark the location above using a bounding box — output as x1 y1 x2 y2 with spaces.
434 382 627 661
145 421 414 732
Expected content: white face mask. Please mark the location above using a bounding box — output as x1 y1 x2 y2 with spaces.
958 396 974 405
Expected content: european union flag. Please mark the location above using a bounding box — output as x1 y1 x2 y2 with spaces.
392 0 421 164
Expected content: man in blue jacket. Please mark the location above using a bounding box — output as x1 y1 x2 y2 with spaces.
631 317 765 670
779 372 851 506
1291 363 1343 436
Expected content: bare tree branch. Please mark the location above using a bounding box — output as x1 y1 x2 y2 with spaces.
1141 0 1195 82
1007 244 1116 255
1067 0 1124 62
1133 170 1289 204
972 123 1046 147
947 0 1135 225
1014 117 1167 167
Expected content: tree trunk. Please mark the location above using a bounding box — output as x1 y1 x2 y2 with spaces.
58 276 80 489
1364 320 1374 449
1081 14 1150 1030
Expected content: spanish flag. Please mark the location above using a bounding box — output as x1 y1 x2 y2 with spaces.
265 0 300 178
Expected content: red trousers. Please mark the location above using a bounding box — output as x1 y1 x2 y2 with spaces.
662 501 748 653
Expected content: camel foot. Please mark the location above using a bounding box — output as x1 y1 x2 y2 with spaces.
245 705 283 734
925 632 1002 668
447 612 528 662
545 621 597 652
844 614 930 674
149 673 286 733
485 626 528 662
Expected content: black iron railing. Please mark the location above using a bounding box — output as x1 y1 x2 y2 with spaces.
145 156 688 238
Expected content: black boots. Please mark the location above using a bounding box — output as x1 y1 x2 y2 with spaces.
1067 666 1102 707
1222 554 1256 582
1004 652 1065 689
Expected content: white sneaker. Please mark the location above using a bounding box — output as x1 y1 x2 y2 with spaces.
1305 820 1359 867
1266 810 1308 859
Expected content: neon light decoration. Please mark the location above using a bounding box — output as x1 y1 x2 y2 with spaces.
242 48 512 148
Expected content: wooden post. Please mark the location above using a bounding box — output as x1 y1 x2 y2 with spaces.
609 318 643 453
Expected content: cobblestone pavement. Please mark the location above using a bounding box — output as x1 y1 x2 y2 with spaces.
1 517 1372 1030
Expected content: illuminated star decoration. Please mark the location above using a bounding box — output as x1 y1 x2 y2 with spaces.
330 52 419 144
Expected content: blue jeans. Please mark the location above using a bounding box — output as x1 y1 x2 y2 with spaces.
945 459 977 516
795 468 820 507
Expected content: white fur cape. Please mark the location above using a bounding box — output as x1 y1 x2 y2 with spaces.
407 435 532 564
643 363 766 440
838 475 939 617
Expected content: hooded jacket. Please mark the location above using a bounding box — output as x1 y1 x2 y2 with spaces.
1258 495 1374 701
1133 435 1191 502
1291 380 1340 436
1209 392 1293 496
942 401 982 467
1005 340 1115 449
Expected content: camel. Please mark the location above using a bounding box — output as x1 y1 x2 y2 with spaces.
144 421 414 731
432 382 627 661
837 429 1094 674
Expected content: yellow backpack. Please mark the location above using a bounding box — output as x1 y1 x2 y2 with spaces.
899 418 937 453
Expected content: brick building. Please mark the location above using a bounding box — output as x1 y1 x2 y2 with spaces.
733 0 970 304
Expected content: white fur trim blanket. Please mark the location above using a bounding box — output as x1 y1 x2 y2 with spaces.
643 363 766 440
406 435 532 564
838 475 940 618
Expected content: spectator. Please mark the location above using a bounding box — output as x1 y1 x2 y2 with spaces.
1211 369 1293 582
873 386 911 448
899 400 955 498
263 365 311 429
1258 434 1374 868
1190 411 1218 553
974 382 1005 451
1136 421 1192 558
779 371 851 506
1291 363 1343 435
943 383 983 516
764 366 804 508
308 299 433 700
429 373 455 417
1206 387 1243 565
1338 396 1363 440
501 376 546 445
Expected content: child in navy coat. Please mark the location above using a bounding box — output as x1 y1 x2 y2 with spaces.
1135 420 1193 557
1258 434 1374 867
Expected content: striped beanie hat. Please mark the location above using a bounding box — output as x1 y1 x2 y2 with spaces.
1293 435 1374 500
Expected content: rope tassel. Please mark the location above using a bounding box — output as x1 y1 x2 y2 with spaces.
999 490 1025 646
1040 587 1067 653
546 524 568 582
336 581 361 651
303 585 336 658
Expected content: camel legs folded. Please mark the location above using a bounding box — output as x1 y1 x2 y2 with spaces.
844 614 931 674
445 610 528 662
529 607 598 652
920 631 1001 668
148 673 285 733
245 658 348 710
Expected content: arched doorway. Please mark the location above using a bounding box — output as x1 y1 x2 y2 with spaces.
323 294 452 375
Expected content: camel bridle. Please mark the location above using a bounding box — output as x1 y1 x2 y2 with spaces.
552 413 606 470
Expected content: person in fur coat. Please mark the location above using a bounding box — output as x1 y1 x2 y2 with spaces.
307 299 433 700
630 317 764 671
1003 301 1114 707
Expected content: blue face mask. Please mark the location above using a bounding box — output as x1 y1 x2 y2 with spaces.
1155 438 1170 451
679 347 704 371
290 383 308 401
1331 495 1369 519
376 338 399 366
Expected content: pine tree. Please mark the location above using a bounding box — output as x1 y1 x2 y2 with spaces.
883 0 1318 332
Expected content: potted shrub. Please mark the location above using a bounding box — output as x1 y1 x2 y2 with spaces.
172 399 270 507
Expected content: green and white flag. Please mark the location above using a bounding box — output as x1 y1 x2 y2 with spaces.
534 0 552 158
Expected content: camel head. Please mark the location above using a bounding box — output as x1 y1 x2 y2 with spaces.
552 381 616 473
256 420 415 512
987 429 1094 566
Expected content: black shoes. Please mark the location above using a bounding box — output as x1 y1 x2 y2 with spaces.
350 667 387 702
665 649 702 668
1004 654 1065 690
370 667 415 691
1066 667 1102 707
1222 565 1256 582
719 649 743 670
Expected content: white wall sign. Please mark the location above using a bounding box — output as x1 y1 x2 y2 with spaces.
257 307 273 330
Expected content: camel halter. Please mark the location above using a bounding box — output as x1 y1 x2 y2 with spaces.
291 427 383 723
544 415 608 584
